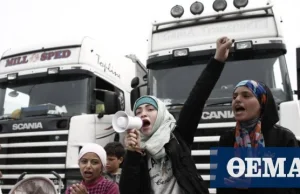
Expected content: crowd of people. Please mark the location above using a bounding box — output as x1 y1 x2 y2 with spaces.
28 36 298 194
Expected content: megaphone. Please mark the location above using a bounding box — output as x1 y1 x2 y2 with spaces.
112 111 143 133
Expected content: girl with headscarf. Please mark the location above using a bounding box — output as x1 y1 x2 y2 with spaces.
119 37 234 194
65 143 119 194
217 80 299 194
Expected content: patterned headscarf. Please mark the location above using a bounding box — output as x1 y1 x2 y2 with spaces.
233 80 267 148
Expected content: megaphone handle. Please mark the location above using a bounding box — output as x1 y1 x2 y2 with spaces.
133 147 146 156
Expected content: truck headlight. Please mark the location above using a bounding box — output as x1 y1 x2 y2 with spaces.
171 5 184 18
213 0 227 12
233 0 248 9
190 1 204 15
7 73 18 80
48 67 60 74
173 48 189 58
235 41 253 50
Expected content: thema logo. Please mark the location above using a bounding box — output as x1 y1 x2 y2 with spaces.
227 157 300 178
210 148 300 188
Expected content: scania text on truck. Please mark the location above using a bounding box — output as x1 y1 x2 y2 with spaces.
0 37 144 193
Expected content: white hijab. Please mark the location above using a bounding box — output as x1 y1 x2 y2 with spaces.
78 143 107 167
135 96 176 160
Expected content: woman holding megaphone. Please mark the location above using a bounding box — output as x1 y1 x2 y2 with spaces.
119 37 234 194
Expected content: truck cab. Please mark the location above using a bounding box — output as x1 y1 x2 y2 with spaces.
0 37 139 193
131 1 300 193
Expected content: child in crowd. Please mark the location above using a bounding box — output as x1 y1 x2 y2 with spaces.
103 142 125 184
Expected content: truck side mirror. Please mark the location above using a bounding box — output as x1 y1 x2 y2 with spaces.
103 91 121 115
95 89 121 117
295 47 300 100
130 83 147 110
143 74 148 81
130 87 141 110
131 77 139 88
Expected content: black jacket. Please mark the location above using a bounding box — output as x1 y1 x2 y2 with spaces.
119 58 225 194
217 82 300 194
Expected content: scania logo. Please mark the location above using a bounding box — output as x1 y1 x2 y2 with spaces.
12 122 43 130
202 111 234 120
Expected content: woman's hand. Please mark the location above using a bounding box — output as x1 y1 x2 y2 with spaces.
214 36 234 62
124 129 143 153
70 183 88 194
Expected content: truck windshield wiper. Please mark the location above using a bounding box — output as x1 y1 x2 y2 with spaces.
0 116 15 121
206 100 232 107
166 100 232 108
26 113 63 118
166 103 184 108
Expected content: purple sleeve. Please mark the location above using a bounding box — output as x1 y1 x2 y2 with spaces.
107 183 120 194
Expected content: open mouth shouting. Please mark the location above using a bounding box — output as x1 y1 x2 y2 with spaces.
83 170 93 179
141 119 151 133
234 104 246 117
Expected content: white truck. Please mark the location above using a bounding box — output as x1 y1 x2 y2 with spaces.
0 36 145 193
131 0 300 193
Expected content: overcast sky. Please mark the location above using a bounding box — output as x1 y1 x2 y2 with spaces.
0 0 299 90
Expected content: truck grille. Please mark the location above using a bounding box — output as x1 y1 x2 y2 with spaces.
192 122 235 194
0 130 68 194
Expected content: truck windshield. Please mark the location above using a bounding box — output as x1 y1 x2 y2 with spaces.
149 55 293 105
0 75 90 117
